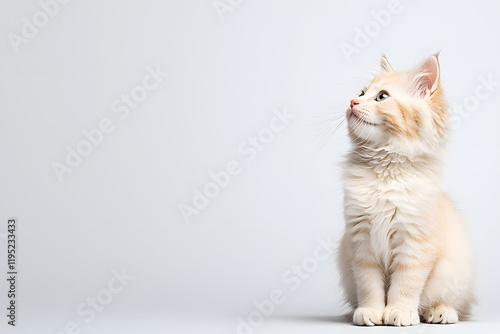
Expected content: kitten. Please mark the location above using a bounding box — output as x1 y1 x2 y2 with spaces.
337 55 474 326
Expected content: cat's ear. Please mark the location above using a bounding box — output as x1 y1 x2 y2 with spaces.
380 55 393 72
411 54 440 98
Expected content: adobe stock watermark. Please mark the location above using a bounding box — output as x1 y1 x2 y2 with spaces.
7 0 72 53
49 268 134 334
224 235 335 334
449 74 500 129
178 107 295 224
340 0 404 63
213 0 244 21
51 65 168 182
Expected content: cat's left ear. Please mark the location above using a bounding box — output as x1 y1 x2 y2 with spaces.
411 54 440 98
380 55 394 72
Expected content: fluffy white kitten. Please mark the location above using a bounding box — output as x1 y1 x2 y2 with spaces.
338 55 474 326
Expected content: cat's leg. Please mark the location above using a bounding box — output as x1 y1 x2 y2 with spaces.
383 264 429 326
383 232 434 326
419 255 471 324
352 261 385 326
420 195 474 323
337 234 357 310
350 236 385 326
339 232 384 325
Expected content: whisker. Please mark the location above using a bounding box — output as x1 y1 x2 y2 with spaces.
308 111 348 152
316 118 346 154
307 114 344 130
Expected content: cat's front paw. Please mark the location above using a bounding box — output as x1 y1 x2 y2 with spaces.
383 307 420 326
353 307 383 326
423 304 458 324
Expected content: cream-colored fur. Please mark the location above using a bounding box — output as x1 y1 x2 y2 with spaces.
338 55 474 326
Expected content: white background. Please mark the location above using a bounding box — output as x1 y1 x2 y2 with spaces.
1 0 499 333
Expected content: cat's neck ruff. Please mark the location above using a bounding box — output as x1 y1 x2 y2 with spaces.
348 144 443 180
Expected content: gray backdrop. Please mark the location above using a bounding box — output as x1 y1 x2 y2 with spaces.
1 0 499 333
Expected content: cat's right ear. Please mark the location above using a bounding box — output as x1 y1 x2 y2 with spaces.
380 55 394 73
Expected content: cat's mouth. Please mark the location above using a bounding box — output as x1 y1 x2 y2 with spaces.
349 109 379 126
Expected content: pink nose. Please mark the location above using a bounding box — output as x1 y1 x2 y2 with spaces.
350 99 360 108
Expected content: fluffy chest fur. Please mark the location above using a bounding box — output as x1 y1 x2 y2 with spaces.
343 148 441 267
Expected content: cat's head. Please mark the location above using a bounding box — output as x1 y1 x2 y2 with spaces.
346 55 447 157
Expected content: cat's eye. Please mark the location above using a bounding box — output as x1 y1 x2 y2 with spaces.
359 90 365 97
375 91 390 102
